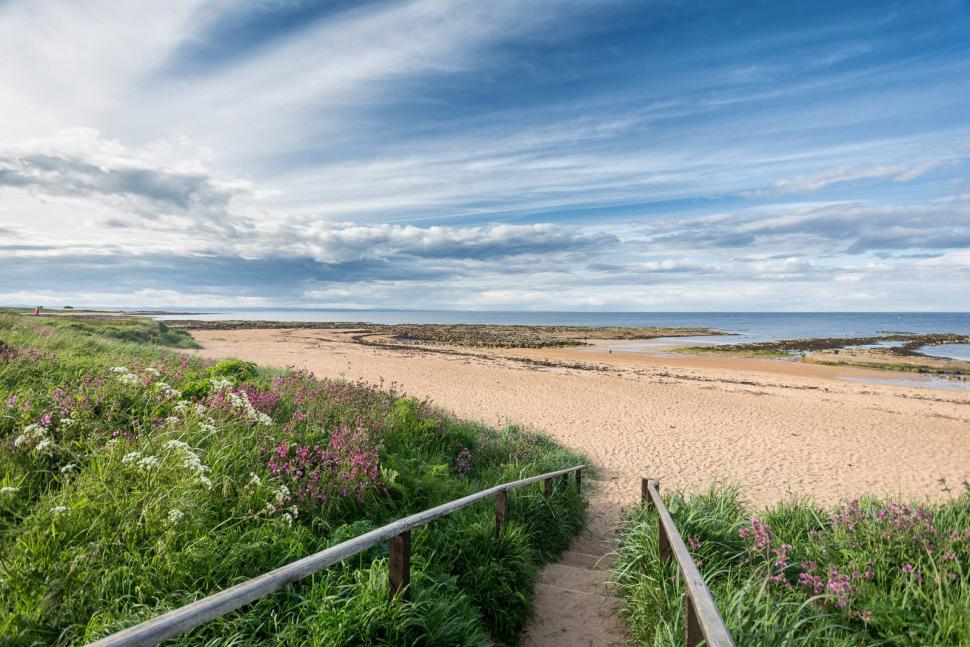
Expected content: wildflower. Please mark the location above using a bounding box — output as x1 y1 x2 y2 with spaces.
164 416 180 426
136 455 160 470
274 484 290 504
853 610 873 623
200 422 216 433
455 447 472 475
182 453 208 475
60 463 77 474
257 412 272 426
35 438 56 455
248 473 262 487
902 563 914 573
173 401 189 413
163 439 191 452
210 377 233 390
288 505 299 518
0 486 18 495
50 505 67 516
262 503 276 515
943 551 957 561
122 451 143 465
281 512 293 527
145 367 162 377
195 403 206 414
198 476 213 490
14 424 46 448
120 373 140 385
687 536 701 551
110 366 130 373
60 417 75 428
167 509 185 523
6 395 16 409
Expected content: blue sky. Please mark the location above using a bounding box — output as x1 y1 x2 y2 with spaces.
1 0 969 311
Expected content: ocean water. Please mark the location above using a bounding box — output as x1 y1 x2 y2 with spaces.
157 310 970 344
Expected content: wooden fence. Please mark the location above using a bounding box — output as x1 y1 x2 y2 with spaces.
642 478 736 647
87 465 584 647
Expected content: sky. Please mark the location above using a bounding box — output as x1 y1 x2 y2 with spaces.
1 0 969 312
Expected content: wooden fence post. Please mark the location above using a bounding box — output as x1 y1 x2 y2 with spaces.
389 530 411 601
684 592 703 647
495 490 508 537
642 477 656 506
575 467 582 492
543 477 553 497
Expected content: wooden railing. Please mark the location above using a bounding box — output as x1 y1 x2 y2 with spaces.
87 465 584 647
641 478 735 647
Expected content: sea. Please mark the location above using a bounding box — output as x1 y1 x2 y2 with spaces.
155 310 970 361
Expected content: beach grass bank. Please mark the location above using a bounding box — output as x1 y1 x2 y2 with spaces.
613 486 970 645
0 313 586 645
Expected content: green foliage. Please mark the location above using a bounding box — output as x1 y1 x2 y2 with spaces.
613 485 970 646
0 313 587 645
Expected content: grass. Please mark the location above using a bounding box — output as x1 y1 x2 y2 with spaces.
35 314 201 348
613 485 970 646
0 313 587 645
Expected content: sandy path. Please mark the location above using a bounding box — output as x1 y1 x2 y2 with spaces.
186 328 970 645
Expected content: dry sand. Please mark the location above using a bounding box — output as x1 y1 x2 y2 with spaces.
186 327 970 646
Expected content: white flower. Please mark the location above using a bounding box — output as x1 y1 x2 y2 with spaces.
194 403 206 414
274 485 290 504
136 455 160 470
209 377 233 390
121 451 142 465
60 418 75 428
60 463 77 474
0 486 18 495
288 505 299 519
247 473 262 488
50 505 67 516
167 509 185 523
120 373 140 385
110 366 130 374
165 416 180 426
14 424 45 448
256 412 272 426
198 476 213 490
173 401 189 413
163 439 191 452
34 439 55 454
182 453 208 475
281 512 293 527
200 422 216 434
145 367 162 377
262 503 276 515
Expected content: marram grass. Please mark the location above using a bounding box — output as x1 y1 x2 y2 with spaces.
0 313 587 645
613 485 970 646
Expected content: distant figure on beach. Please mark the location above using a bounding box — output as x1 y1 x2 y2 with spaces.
33 306 41 316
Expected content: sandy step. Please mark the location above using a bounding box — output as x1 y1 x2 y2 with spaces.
537 562 612 593
520 582 628 647
559 549 611 570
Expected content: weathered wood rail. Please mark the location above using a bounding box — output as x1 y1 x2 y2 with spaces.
642 478 736 647
87 465 584 647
